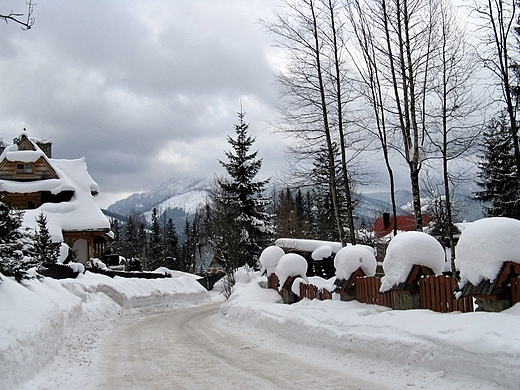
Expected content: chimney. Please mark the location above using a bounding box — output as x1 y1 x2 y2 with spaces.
383 212 390 229
36 140 52 158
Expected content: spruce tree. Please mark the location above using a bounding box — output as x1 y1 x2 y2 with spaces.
213 110 273 270
148 208 164 270
475 115 520 219
164 217 180 270
0 198 39 282
33 212 58 267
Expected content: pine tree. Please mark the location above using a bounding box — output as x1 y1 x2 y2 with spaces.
276 187 298 238
0 197 39 282
475 115 520 219
213 110 273 270
109 218 122 254
33 212 58 267
147 208 164 270
164 217 180 270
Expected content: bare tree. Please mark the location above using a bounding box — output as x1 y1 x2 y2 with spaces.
1 0 34 30
472 0 520 175
426 0 482 273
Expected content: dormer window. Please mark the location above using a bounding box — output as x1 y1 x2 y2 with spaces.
16 163 34 174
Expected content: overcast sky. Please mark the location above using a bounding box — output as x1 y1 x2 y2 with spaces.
0 0 414 208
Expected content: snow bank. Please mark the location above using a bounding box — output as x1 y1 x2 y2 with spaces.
259 245 285 276
275 253 308 290
456 217 520 286
221 273 520 389
334 245 377 280
380 231 445 292
0 271 210 388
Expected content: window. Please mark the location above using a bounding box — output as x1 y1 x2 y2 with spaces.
16 163 34 174
28 200 36 209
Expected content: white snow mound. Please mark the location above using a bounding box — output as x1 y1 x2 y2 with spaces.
380 231 444 292
334 245 377 281
275 253 308 290
312 245 332 260
259 245 285 276
456 217 520 286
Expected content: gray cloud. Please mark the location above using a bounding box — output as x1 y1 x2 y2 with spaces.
0 0 283 207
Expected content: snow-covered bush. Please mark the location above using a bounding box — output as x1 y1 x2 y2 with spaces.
334 245 377 281
456 217 520 286
259 245 285 276
380 231 445 293
275 253 308 290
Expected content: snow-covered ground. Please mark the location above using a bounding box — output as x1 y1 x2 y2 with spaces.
2 267 520 389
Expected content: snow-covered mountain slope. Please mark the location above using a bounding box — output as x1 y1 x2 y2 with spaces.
105 178 209 223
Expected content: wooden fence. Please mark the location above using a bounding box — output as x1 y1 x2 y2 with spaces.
354 277 394 309
419 274 473 313
288 273 474 313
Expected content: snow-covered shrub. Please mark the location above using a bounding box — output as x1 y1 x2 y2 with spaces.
334 245 377 281
259 245 285 276
456 217 520 286
380 231 445 293
275 253 308 290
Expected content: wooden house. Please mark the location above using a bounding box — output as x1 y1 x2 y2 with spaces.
0 132 112 263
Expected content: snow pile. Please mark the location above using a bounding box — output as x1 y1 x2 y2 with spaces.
0 271 210 389
334 245 377 280
311 245 332 260
275 253 308 290
456 217 520 286
259 245 285 276
380 231 445 292
221 273 520 389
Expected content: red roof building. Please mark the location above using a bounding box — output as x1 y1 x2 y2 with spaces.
373 212 434 238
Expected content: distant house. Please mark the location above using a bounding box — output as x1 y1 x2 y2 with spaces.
0 131 112 264
373 212 434 239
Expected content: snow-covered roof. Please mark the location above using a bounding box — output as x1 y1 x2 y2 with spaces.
21 158 109 242
456 217 520 286
334 245 377 281
275 238 343 254
380 231 445 293
0 133 109 242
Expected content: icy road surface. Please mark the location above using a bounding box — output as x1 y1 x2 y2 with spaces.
99 302 384 389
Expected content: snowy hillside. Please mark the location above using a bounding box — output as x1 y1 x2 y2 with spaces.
105 178 209 227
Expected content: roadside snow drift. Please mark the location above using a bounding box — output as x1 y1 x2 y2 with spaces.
0 271 210 389
221 272 520 389
456 217 520 285
380 231 445 292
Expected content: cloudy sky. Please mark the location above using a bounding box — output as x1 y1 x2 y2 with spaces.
0 0 303 207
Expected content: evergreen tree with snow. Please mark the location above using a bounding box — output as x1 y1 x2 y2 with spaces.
0 197 39 282
164 217 180 270
212 109 273 271
33 212 58 267
475 115 520 219
147 207 164 270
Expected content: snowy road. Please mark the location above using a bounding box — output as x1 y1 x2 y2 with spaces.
99 302 384 390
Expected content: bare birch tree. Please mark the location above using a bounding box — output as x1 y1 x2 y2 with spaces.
1 0 34 30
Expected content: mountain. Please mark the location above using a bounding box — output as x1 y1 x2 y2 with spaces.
105 178 210 231
104 178 484 234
